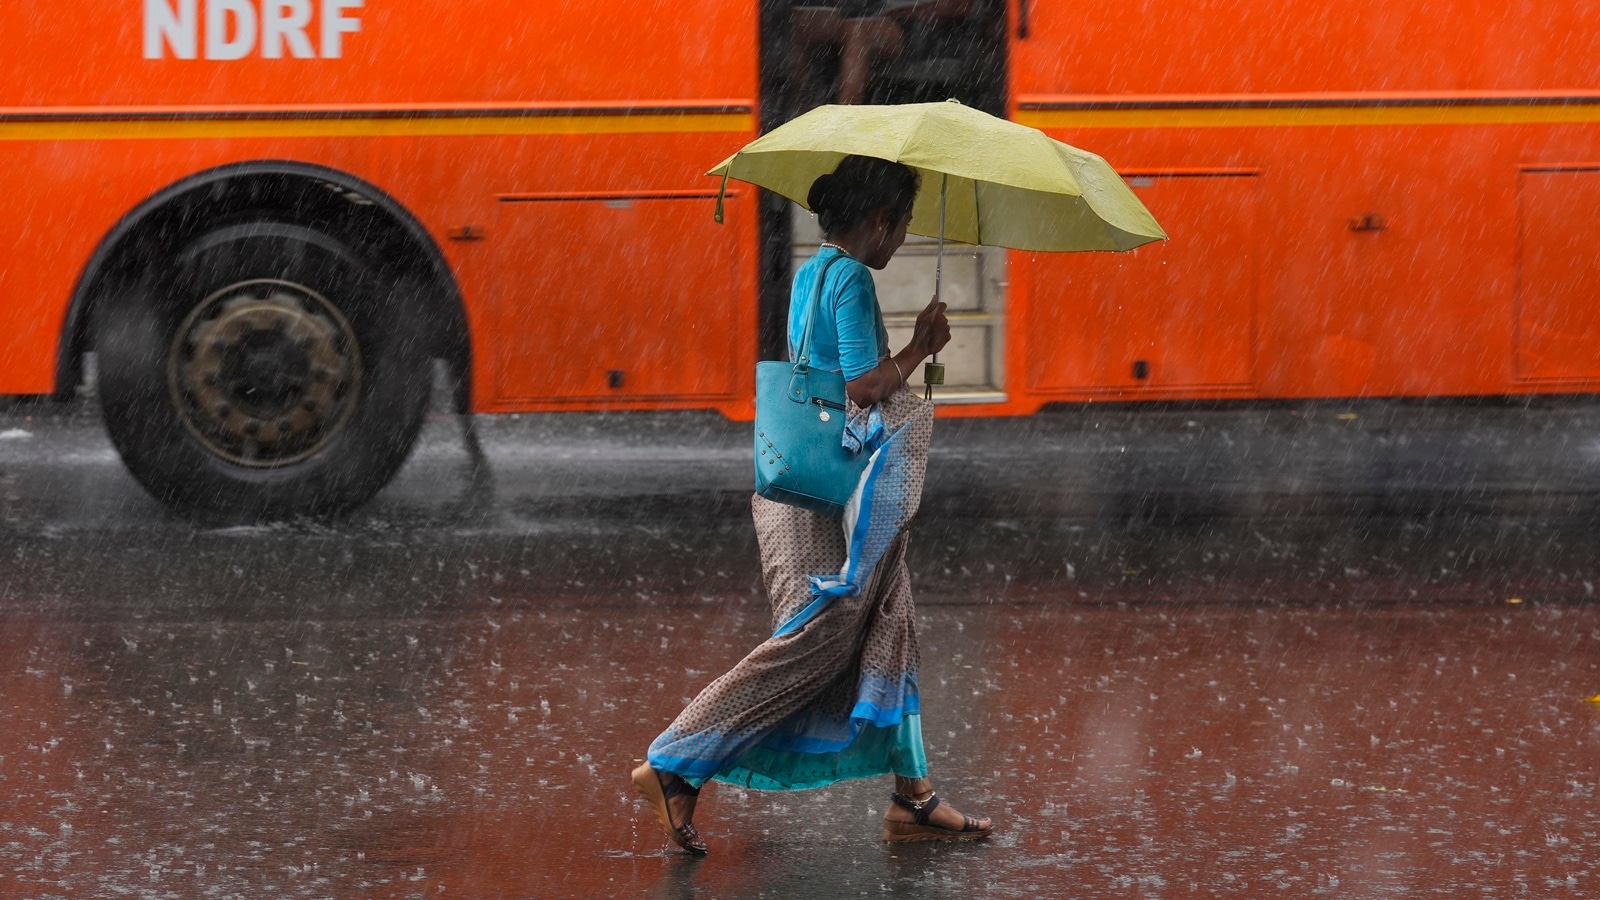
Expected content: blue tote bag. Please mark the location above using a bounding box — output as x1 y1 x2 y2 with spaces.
754 256 869 517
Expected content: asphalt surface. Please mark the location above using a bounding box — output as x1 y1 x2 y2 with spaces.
2 395 1599 896
6 394 1600 610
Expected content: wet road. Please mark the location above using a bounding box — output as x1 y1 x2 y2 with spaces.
3 398 1600 896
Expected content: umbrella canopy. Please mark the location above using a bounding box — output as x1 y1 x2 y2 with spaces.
709 100 1166 253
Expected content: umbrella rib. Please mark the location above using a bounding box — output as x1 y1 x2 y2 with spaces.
897 108 927 170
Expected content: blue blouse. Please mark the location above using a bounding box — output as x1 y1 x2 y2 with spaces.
788 246 889 381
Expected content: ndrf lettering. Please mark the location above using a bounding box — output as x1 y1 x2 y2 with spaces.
143 0 363 60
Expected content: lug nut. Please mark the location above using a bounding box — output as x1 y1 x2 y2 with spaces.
214 403 230 417
243 420 260 436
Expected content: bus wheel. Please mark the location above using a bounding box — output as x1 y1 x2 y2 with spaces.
94 222 432 518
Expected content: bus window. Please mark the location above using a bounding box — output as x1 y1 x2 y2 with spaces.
770 1 1011 400
783 0 1006 116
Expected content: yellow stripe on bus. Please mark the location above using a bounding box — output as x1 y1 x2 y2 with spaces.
1015 104 1600 129
0 112 755 142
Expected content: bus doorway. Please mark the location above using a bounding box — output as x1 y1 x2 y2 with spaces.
760 0 1010 402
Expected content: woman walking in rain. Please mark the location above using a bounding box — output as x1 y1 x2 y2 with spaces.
631 155 992 854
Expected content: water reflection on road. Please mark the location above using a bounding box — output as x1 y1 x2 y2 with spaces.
4 594 1596 896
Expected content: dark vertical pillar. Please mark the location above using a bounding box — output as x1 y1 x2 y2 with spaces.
757 0 795 362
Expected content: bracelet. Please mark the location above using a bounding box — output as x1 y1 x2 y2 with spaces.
890 358 907 388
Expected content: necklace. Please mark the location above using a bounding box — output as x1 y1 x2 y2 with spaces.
820 241 852 258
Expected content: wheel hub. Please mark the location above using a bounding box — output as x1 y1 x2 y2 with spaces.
168 279 363 467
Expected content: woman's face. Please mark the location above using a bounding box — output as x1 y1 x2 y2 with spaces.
864 207 912 270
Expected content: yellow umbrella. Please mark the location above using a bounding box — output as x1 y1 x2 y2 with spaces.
709 99 1166 394
709 99 1167 253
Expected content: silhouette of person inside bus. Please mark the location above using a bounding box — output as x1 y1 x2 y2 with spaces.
632 156 992 854
790 0 985 110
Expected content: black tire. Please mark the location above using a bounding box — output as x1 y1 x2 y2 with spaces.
94 222 432 518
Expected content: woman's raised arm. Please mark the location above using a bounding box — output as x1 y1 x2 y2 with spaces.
846 298 951 407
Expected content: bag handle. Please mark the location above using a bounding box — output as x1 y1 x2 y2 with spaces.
791 254 848 367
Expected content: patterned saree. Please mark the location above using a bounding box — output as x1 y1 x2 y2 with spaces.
648 387 934 790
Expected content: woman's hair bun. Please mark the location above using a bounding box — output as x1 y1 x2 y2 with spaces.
807 156 919 237
806 172 841 216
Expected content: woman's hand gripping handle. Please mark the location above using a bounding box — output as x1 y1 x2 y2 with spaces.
911 296 952 358
846 297 951 408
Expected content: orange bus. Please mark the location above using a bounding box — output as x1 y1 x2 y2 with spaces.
1 1 762 515
2 1 1597 516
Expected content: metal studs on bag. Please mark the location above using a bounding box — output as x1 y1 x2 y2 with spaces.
757 430 791 472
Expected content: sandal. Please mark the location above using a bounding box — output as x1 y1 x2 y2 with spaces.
882 791 993 842
631 763 708 855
